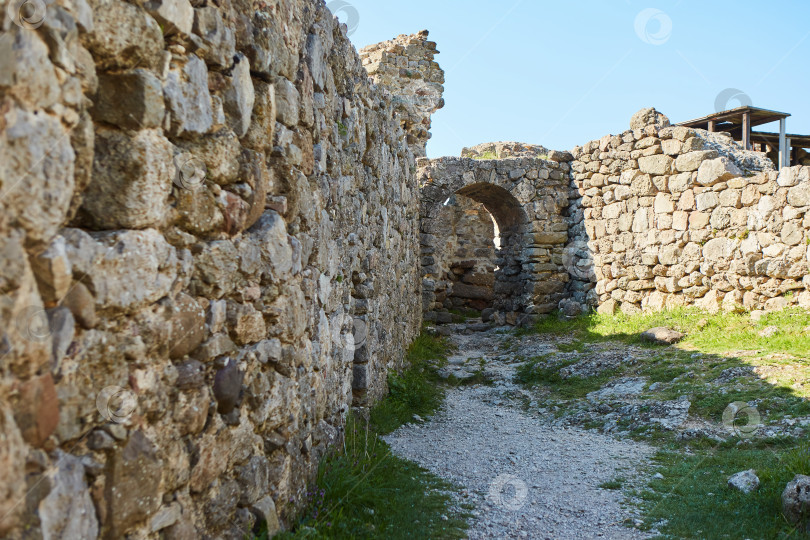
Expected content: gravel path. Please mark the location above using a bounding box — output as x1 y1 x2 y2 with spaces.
384 325 655 539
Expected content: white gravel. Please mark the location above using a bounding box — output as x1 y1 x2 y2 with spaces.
384 326 656 539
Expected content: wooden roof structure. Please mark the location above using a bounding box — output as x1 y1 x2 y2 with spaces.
677 105 809 169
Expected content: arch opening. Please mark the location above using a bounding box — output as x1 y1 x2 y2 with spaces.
422 182 529 315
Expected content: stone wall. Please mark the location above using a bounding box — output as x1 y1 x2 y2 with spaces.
569 108 810 315
419 155 572 323
360 30 445 157
0 0 435 536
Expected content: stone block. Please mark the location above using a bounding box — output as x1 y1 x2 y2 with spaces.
81 127 173 229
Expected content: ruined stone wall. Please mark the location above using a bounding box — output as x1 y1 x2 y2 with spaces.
568 109 810 315
360 30 445 157
428 194 497 312
419 156 572 323
0 0 432 537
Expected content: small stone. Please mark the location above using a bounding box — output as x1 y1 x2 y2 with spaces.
758 326 779 338
640 327 684 345
728 469 759 494
250 496 281 536
213 359 243 415
61 282 98 329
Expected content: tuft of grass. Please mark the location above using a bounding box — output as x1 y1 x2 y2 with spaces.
271 415 469 540
472 150 498 160
599 478 625 490
370 332 451 434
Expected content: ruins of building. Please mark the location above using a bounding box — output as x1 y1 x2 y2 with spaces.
1 0 810 537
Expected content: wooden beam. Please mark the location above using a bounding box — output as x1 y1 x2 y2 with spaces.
742 111 751 150
708 120 716 133
779 118 787 170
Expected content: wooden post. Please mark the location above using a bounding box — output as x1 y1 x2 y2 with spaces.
708 120 716 133
742 111 751 150
779 118 787 170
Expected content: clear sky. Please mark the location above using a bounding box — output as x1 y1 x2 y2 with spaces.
328 0 810 159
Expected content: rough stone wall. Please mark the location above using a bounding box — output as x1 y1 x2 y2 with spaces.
419 156 572 323
360 30 445 157
429 194 497 312
569 109 810 315
0 0 432 537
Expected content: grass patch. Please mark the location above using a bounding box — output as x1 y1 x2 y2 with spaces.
514 356 616 399
599 478 625 490
370 331 451 434
528 307 810 360
640 441 810 539
272 331 468 539
472 150 498 160
272 415 469 539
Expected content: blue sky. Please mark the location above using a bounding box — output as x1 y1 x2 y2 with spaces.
330 0 810 159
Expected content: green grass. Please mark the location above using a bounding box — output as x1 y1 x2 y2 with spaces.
599 478 626 490
270 331 468 539
472 150 498 160
514 355 617 399
370 332 452 434
526 307 810 359
270 416 469 540
639 441 810 539
521 308 810 537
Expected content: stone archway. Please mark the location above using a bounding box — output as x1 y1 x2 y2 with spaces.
418 156 573 322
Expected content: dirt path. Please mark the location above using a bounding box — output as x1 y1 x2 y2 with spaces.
384 324 655 539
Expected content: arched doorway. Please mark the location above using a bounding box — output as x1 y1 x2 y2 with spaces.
418 156 573 323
